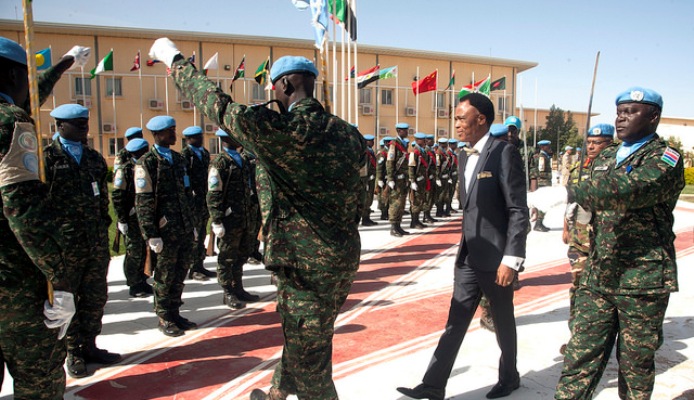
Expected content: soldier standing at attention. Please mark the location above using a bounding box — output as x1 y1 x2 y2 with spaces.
208 128 261 309
435 138 451 217
135 115 198 337
387 122 411 237
44 103 121 378
446 138 459 214
181 126 216 281
530 139 552 231
422 134 438 223
149 38 365 400
560 146 575 186
359 134 378 226
0 36 77 399
112 137 153 298
556 87 684 399
243 147 264 264
114 126 144 172
408 132 431 229
375 136 392 221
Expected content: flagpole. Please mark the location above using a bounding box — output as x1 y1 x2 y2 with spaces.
80 66 86 106
331 0 337 113
49 45 57 110
353 41 359 127
395 66 399 125
415 66 420 133
110 49 118 154
450 80 454 139
340 20 345 119
165 74 170 115
503 89 507 121
346 26 352 123
534 78 538 147
434 69 438 140
138 50 143 127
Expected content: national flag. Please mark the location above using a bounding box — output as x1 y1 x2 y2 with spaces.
347 65 355 79
255 57 270 86
661 147 680 167
90 50 113 79
477 76 491 95
491 76 506 91
232 56 245 83
203 52 218 75
130 51 140 71
354 65 380 89
379 66 397 80
146 59 160 67
35 47 52 71
412 70 437 95
294 0 329 49
458 76 490 98
444 70 455 91
329 0 357 41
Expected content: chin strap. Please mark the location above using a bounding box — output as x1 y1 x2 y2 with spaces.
252 99 287 114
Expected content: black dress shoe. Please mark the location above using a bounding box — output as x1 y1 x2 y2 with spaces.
486 379 520 399
396 383 445 400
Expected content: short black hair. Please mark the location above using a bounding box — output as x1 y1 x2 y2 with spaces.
459 93 495 126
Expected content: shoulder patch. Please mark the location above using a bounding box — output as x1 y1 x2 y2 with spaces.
113 168 126 190
408 152 417 167
0 122 40 188
134 165 153 193
661 147 680 168
208 167 223 192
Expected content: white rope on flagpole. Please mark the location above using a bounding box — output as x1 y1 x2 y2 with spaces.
415 66 419 133
434 69 438 140
138 50 143 127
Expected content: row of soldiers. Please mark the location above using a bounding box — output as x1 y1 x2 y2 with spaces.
359 122 463 237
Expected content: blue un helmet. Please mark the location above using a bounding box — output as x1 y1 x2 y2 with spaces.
504 116 522 130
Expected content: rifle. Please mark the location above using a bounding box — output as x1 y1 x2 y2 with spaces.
577 51 600 183
206 230 216 256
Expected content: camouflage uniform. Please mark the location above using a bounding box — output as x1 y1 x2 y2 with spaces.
207 148 255 296
0 68 71 400
435 146 451 216
407 143 431 217
112 152 148 289
530 150 552 187
556 137 684 400
375 145 389 220
243 150 263 260
181 144 211 273
171 58 365 400
446 147 459 211
422 144 438 220
113 146 129 172
359 145 377 222
43 136 111 355
134 146 196 322
386 137 410 224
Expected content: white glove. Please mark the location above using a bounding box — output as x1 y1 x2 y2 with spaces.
212 222 226 238
63 46 91 69
448 179 453 184
193 228 199 241
117 222 128 235
387 181 395 190
149 38 181 68
377 181 384 188
148 237 164 253
410 182 418 191
436 179 442 187
43 291 75 340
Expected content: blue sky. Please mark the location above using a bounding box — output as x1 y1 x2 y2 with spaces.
2 0 693 124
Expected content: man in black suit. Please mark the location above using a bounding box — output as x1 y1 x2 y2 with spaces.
397 93 529 400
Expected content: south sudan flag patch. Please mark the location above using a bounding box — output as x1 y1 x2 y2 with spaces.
661 147 680 168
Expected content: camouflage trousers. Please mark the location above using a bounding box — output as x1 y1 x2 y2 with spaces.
153 234 194 319
424 181 436 212
65 246 110 352
436 180 451 205
123 215 147 287
359 177 376 219
447 177 458 207
271 266 357 399
566 245 588 330
388 182 408 223
409 185 429 214
217 224 254 288
0 278 66 400
192 216 209 270
377 185 388 212
555 287 669 400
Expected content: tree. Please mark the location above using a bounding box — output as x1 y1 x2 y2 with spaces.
532 105 580 158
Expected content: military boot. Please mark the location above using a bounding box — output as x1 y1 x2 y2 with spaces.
533 219 550 232
435 204 444 217
173 311 198 331
83 339 121 364
66 348 88 378
232 274 260 302
396 223 410 236
361 216 378 226
390 223 403 237
410 213 427 229
250 387 288 400
223 288 246 310
380 209 388 221
425 211 439 223
158 317 185 337
443 204 452 217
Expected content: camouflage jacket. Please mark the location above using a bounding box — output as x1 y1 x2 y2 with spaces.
181 144 210 220
44 139 111 250
375 148 388 184
134 146 197 241
111 155 136 223
171 59 365 271
530 151 552 187
564 158 594 253
360 146 377 180
408 145 432 190
0 66 71 290
207 149 254 228
386 137 409 184
570 136 684 295
436 148 450 181
113 147 129 171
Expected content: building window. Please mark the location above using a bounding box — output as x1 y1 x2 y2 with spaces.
435 93 446 109
74 77 92 97
381 89 393 105
497 97 506 114
108 138 125 156
252 83 267 101
105 77 122 96
359 88 372 105
208 138 220 155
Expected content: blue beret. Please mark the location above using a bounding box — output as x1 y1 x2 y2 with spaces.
215 128 230 137
124 127 143 139
576 147 582 151
52 132 60 140
270 56 318 84
615 87 662 109
395 122 409 130
504 116 521 129
182 126 203 137
426 134 435 140
413 132 426 139
565 145 574 151
448 138 458 144
379 139 385 146
146 116 176 131
50 104 89 120
490 123 509 137
125 138 149 152
0 37 27 66
538 140 551 146
383 136 393 142
438 138 449 143
403 138 410 144
363 134 375 141
587 123 615 138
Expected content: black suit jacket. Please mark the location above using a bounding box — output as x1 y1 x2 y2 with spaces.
456 136 528 271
